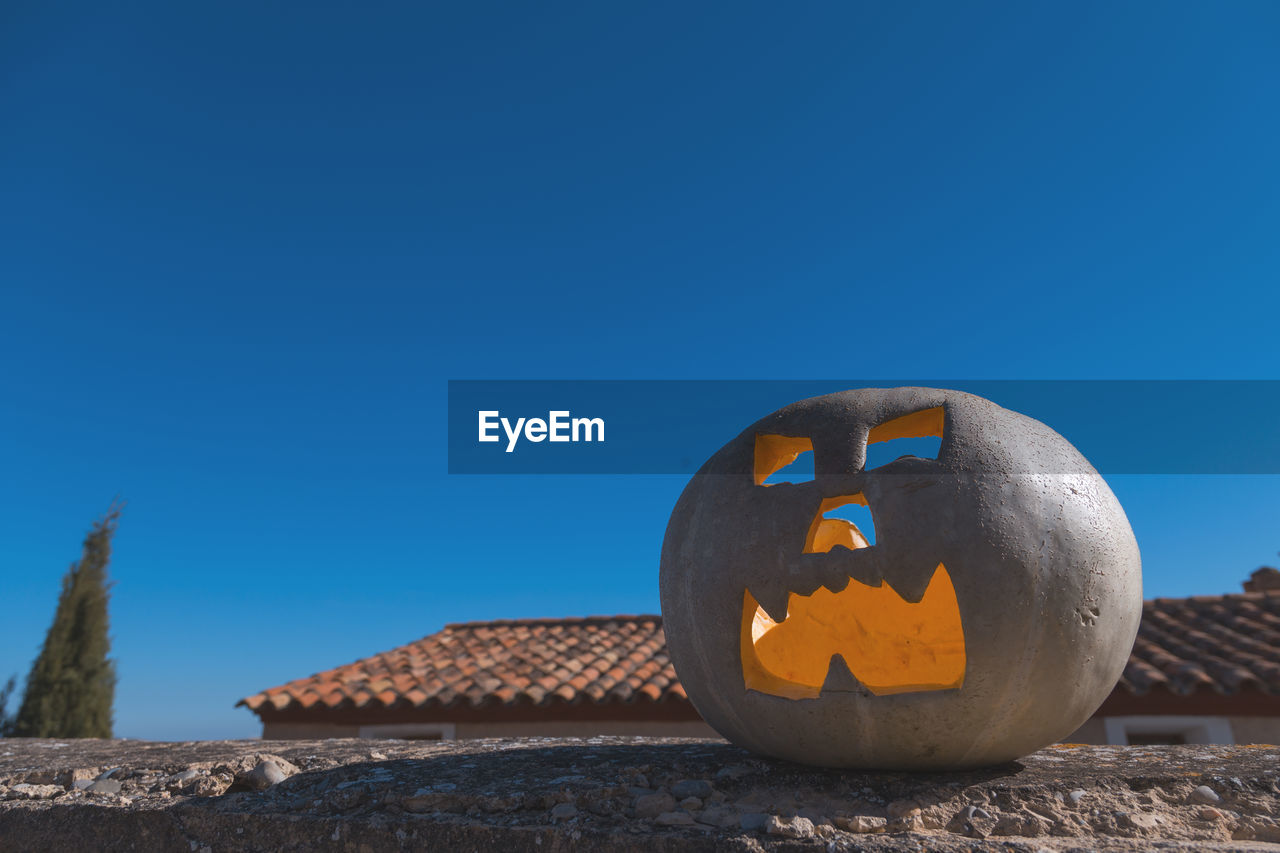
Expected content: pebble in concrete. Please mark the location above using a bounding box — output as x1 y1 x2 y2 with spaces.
549 802 577 821
1190 785 1222 805
633 792 675 819
654 811 694 826
714 764 751 782
765 815 815 839
86 779 122 795
696 806 734 828
834 815 885 833
6 784 62 800
243 761 287 791
670 779 712 799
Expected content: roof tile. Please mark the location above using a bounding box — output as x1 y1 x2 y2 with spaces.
1121 592 1280 696
240 593 1280 715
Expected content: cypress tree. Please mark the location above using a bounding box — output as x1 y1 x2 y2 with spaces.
0 677 16 736
11 507 120 738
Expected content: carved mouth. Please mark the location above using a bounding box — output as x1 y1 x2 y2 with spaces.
741 564 966 699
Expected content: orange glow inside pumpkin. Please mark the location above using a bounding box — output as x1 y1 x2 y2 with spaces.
741 565 966 699
866 406 944 445
753 434 813 486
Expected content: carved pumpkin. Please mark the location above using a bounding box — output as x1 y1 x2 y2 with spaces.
659 388 1141 769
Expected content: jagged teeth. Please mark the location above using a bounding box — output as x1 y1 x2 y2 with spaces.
749 582 791 625
820 573 851 594
752 565 862 624
820 655 861 693
752 551 887 623
796 554 859 598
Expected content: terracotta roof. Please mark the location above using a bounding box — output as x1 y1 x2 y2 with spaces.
1122 591 1280 697
238 615 684 714
239 591 1280 716
1244 567 1280 593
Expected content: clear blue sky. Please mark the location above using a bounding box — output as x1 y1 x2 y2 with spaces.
2 2 1278 740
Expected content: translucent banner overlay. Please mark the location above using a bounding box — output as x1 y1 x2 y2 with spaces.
448 381 1280 474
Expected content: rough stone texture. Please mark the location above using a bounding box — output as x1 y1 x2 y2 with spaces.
1 738 1278 851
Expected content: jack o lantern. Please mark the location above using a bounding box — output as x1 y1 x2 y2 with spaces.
659 388 1141 769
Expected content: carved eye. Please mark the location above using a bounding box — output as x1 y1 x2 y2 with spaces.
753 434 813 485
865 406 943 468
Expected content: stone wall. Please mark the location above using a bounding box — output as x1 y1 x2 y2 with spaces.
1062 715 1280 746
260 719 720 740
255 713 1280 746
1 737 1278 851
